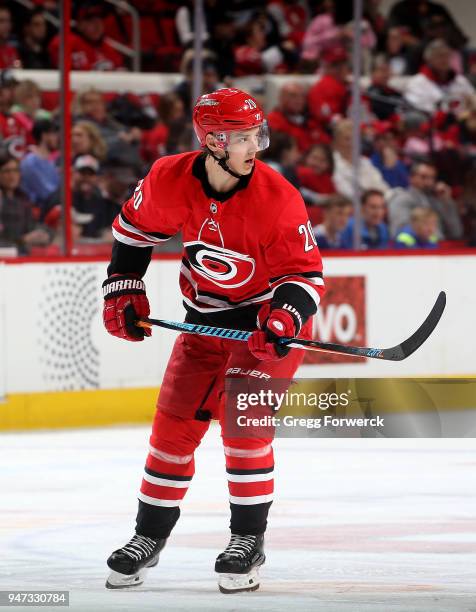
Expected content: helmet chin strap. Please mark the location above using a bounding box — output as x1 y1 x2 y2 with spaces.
206 147 244 179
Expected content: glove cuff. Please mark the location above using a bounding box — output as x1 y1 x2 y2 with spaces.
102 274 146 299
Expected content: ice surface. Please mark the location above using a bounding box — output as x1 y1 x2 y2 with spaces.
1 426 475 611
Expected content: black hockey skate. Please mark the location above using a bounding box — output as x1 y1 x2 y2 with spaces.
105 534 167 589
215 534 265 593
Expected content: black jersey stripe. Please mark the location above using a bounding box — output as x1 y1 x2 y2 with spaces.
195 287 271 305
226 466 274 476
144 466 193 481
269 271 323 283
120 210 173 240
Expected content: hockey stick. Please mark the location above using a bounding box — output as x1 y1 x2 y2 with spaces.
136 291 446 362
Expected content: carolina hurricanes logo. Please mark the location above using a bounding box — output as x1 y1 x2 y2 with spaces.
185 241 255 289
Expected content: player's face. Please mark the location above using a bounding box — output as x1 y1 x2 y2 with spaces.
226 127 261 175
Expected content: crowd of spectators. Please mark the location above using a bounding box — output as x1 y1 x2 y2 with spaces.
1 0 476 253
0 70 195 253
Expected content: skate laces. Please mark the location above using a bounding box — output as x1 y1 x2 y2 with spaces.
223 534 257 559
120 535 158 561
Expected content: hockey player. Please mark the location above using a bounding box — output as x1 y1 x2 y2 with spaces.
102 88 325 593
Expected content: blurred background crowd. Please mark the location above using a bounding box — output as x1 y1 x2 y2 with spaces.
1 0 476 254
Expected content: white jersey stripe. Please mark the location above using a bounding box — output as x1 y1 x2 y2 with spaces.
229 494 274 505
112 227 155 248
227 472 274 483
138 492 181 507
223 444 272 458
271 274 324 287
149 444 193 464
143 473 190 488
181 292 272 313
118 215 170 243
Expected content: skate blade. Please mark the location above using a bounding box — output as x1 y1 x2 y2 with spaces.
105 568 149 589
218 568 260 594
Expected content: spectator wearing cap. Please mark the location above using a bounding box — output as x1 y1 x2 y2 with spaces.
0 70 28 159
367 56 404 120
72 155 111 240
0 6 21 69
341 189 390 250
404 39 474 115
395 207 439 248
20 119 59 206
387 161 463 239
48 3 124 71
268 81 330 153
307 47 350 136
369 122 409 188
0 152 52 254
332 119 391 200
18 8 51 70
313 194 353 250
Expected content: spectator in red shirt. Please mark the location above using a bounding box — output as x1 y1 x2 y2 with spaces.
11 79 51 146
268 81 330 153
49 4 124 71
296 142 336 224
308 46 350 137
234 19 287 76
267 0 308 47
296 143 336 196
0 6 21 69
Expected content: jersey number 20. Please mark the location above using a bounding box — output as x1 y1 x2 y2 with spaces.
298 221 318 252
133 179 144 210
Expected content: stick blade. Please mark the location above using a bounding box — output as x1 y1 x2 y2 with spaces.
381 291 446 361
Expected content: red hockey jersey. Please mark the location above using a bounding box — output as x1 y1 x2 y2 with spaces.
112 152 325 323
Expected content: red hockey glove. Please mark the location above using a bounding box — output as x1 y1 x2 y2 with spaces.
102 274 151 342
248 303 300 361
